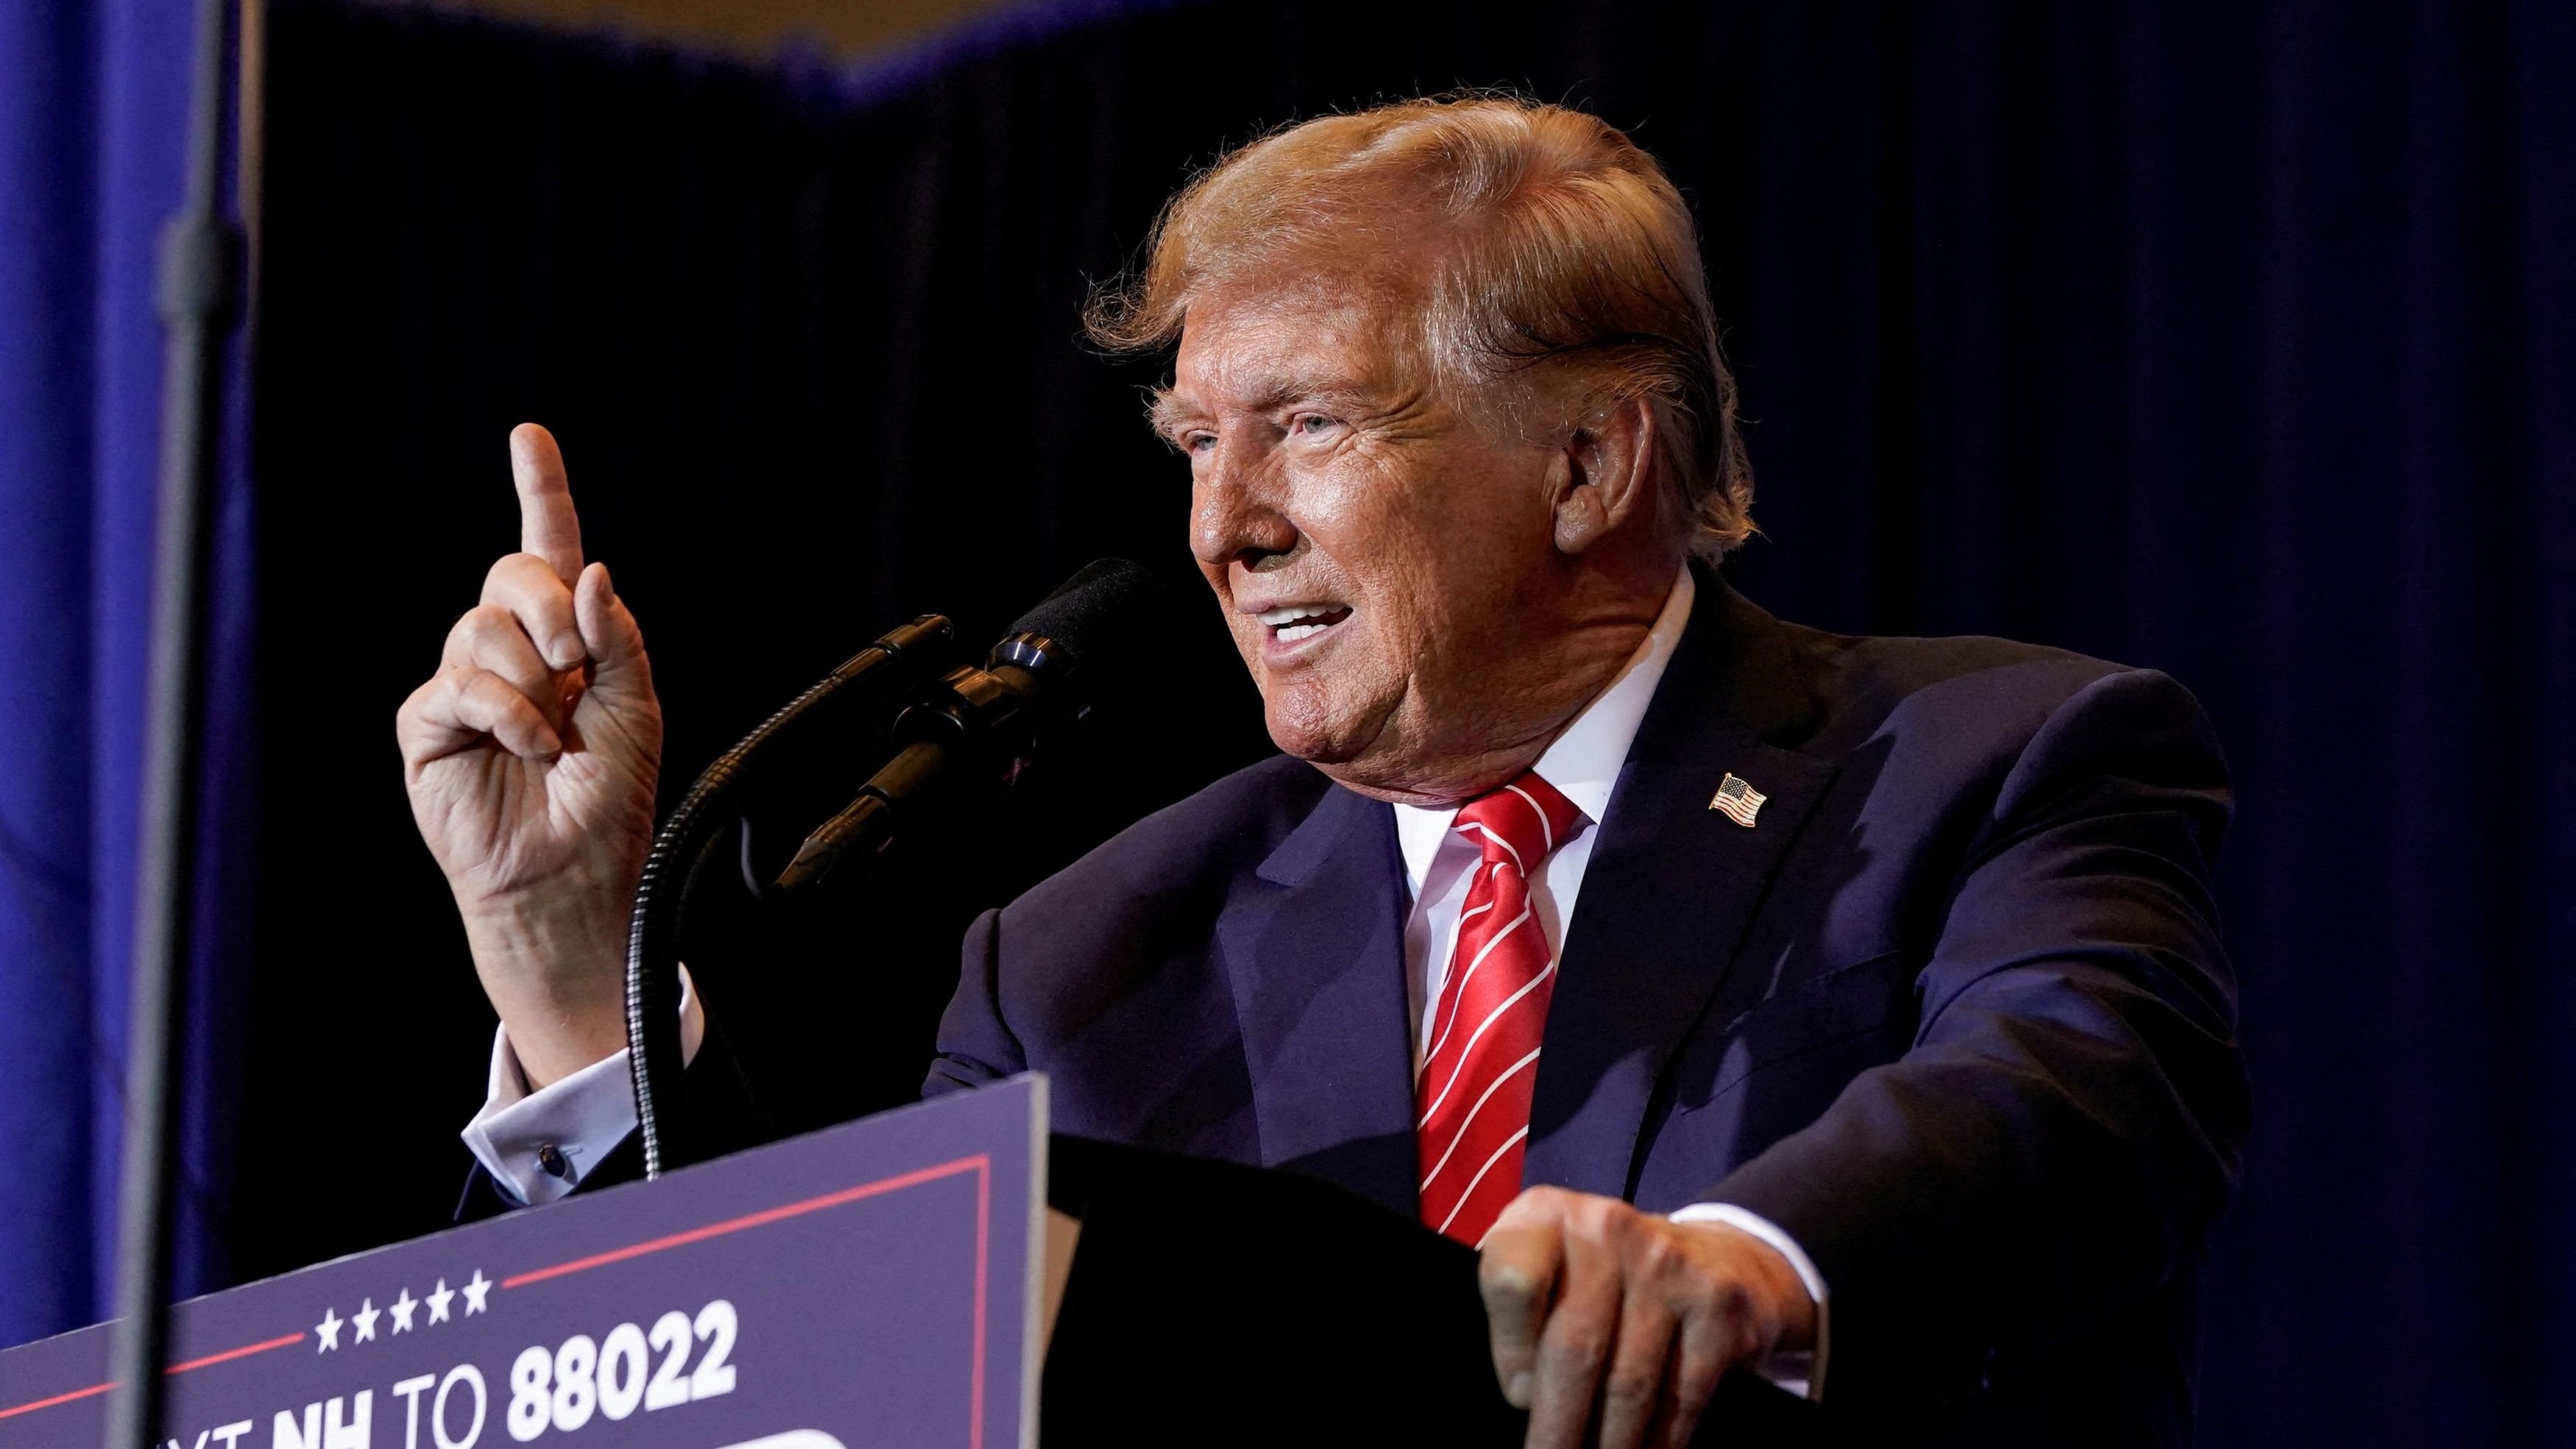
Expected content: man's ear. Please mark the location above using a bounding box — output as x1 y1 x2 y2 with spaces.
1549 397 1659 556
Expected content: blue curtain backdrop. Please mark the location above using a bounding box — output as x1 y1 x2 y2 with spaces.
0 0 254 1345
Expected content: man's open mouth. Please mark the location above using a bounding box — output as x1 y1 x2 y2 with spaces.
1256 603 1354 645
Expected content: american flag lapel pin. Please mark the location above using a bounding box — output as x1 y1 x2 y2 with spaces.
1710 772 1766 828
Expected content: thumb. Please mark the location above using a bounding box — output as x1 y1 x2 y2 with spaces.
573 561 653 701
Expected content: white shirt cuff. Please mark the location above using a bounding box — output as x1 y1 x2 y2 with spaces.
1670 1202 1830 1401
459 966 706 1206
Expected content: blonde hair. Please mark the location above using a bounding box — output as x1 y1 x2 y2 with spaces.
1086 94 1754 557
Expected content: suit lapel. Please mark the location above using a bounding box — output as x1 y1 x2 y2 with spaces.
1524 575 1839 1200
1214 783 1421 1215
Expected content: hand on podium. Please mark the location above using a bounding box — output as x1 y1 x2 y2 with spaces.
1481 1186 1819 1449
396 423 664 1088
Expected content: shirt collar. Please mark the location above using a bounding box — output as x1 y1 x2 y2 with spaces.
1390 565 1696 890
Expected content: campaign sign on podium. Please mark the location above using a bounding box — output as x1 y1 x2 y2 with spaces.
0 1076 1047 1449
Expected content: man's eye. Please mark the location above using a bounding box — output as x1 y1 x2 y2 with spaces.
1185 433 1216 454
1295 414 1336 436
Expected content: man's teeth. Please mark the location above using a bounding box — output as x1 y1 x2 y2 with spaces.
1258 603 1347 644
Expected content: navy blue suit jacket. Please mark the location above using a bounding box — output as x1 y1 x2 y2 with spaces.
924 570 2248 1442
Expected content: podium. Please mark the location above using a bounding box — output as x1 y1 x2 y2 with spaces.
1041 1135 1828 1446
0 1079 1828 1448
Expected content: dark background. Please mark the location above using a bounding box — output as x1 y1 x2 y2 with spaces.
244 1 2574 1442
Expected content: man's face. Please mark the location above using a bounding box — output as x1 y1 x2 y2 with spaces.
1159 276 1585 803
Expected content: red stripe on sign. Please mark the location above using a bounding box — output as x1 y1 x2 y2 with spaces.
971 1153 991 1449
166 1331 307 1374
500 1153 991 1289
0 1331 304 1421
0 1382 110 1421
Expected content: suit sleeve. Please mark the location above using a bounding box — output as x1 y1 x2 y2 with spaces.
1701 667 2250 1406
922 906 1027 1097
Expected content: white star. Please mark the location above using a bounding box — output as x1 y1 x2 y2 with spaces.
425 1279 454 1325
389 1288 417 1334
352 1297 380 1343
314 1306 342 1352
461 1269 492 1316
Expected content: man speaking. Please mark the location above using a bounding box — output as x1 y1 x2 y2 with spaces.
397 97 2247 1445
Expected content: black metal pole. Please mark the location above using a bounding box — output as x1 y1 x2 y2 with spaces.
102 0 241 1438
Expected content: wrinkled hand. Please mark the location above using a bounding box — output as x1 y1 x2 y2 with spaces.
396 424 662 1085
1479 1186 1816 1449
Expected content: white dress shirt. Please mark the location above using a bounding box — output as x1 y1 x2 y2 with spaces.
465 564 1826 1395
461 967 704 1208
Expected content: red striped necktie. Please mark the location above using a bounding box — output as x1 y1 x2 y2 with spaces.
1415 771 1585 1247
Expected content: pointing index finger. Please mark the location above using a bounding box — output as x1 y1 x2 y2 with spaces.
509 422 584 585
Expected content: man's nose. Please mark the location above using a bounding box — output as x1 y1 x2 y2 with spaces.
1189 460 1299 571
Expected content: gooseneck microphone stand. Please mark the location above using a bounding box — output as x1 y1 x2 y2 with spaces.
623 558 1154 1180
102 0 244 1442
624 617 961 1179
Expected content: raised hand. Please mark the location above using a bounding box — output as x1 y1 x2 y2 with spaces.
397 424 664 1086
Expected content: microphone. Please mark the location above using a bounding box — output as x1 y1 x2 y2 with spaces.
626 559 1169 1177
774 559 1170 893
624 611 963 1177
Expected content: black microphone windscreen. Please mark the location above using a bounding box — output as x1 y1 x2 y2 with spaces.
1005 559 1172 671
